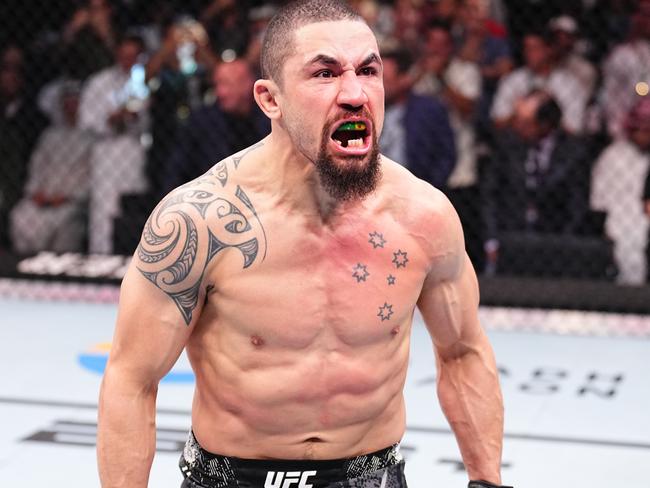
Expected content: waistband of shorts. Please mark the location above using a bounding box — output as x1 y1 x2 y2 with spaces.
181 429 403 487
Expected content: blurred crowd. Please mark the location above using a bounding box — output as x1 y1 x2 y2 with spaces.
1 0 650 285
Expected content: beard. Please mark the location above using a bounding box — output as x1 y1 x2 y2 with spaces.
314 112 382 203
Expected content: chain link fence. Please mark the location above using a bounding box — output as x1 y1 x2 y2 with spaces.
1 0 649 311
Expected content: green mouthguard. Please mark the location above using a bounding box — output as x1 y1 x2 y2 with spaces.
337 121 366 132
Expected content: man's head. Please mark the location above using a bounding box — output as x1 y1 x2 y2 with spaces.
381 46 414 105
115 34 144 73
548 15 579 55
61 81 82 126
523 30 554 73
512 90 562 142
424 20 454 62
457 0 489 34
213 59 256 116
260 0 363 87
0 44 25 101
626 99 650 151
255 0 384 203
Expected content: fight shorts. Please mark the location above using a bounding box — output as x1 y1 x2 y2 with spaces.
179 430 407 488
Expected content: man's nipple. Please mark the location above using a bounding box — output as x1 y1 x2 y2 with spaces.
250 334 265 347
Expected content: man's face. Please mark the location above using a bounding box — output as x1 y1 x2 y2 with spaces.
523 35 551 72
425 28 453 60
276 20 384 201
62 94 80 125
0 66 23 99
214 60 255 115
631 126 650 151
116 41 141 72
553 30 576 53
458 0 488 32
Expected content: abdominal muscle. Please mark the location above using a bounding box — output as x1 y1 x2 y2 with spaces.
185 322 411 460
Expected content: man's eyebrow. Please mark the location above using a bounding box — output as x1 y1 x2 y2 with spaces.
359 53 381 67
306 54 341 67
305 52 382 68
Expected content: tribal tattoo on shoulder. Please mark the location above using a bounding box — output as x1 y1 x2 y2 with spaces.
137 145 266 325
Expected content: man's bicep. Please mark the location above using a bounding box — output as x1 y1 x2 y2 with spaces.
106 193 213 384
108 263 200 386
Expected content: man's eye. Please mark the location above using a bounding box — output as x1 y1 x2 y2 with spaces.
359 67 377 76
315 70 334 78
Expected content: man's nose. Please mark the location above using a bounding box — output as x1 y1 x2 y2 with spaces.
337 71 368 109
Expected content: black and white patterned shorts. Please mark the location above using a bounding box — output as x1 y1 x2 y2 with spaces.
179 430 408 488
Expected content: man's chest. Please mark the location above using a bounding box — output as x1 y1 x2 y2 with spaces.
208 218 429 347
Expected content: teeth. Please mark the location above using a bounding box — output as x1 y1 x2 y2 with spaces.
347 138 363 148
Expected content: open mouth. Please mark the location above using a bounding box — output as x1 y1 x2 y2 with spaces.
330 120 370 149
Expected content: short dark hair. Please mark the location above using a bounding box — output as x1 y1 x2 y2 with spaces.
117 33 145 52
260 0 364 85
426 19 453 36
523 26 555 46
529 90 563 129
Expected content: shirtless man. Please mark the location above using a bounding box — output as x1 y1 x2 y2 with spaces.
97 1 509 487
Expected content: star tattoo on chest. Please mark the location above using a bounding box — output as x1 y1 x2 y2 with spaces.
377 302 394 321
392 250 409 268
352 263 370 283
387 274 396 285
368 231 387 249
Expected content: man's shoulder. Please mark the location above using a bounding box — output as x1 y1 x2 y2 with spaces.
380 161 461 261
500 67 529 86
84 66 119 89
170 141 266 193
381 158 455 220
605 41 644 66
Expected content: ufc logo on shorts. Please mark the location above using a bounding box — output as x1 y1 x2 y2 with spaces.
264 470 317 488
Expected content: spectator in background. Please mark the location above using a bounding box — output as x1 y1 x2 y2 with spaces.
601 0 650 139
491 28 588 134
453 0 513 140
62 0 117 80
591 99 650 285
9 82 93 255
161 59 270 194
0 44 48 251
348 0 394 46
548 15 598 99
79 34 150 254
145 16 218 192
380 46 456 189
200 0 250 59
413 20 484 266
391 0 430 53
483 91 590 271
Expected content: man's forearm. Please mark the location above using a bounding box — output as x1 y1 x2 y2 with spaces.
436 340 504 484
97 367 158 488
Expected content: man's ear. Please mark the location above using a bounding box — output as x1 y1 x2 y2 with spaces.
254 79 282 120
